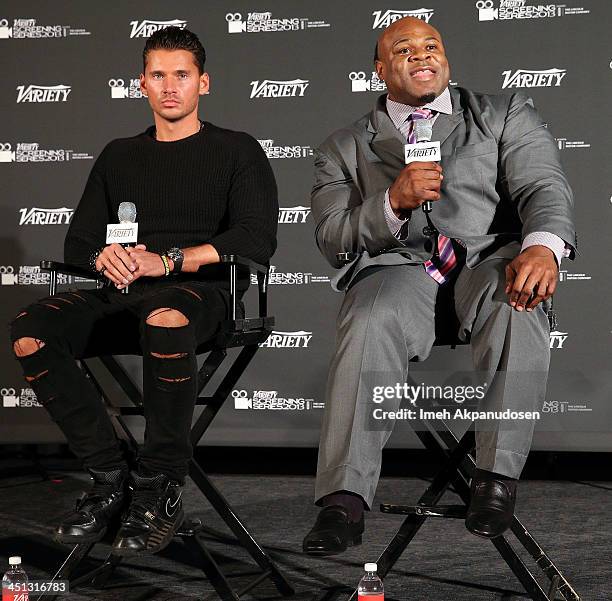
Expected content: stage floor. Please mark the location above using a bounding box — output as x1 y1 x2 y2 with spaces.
1 473 609 600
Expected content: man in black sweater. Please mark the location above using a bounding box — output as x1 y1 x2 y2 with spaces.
9 27 277 555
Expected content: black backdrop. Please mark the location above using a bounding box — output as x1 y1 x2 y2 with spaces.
2 1 611 452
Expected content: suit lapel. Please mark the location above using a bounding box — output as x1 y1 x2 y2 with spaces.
433 87 464 151
368 95 405 171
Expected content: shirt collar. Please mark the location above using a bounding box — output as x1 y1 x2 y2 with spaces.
385 87 452 130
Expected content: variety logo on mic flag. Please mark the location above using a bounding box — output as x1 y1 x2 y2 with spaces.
129 19 187 38
16 84 71 103
249 79 309 99
371 8 434 28
349 71 386 93
0 17 90 38
225 11 329 33
501 68 566 88
404 141 441 163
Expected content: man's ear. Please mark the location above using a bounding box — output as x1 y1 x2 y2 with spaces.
199 72 210 95
375 60 384 82
139 73 147 97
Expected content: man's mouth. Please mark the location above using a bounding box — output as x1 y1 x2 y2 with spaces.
410 67 436 81
162 99 179 106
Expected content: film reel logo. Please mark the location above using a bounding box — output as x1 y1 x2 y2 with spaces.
226 13 246 33
232 389 252 409
0 265 17 285
0 142 15 162
108 78 128 99
0 18 12 38
476 1 499 21
1 387 19 407
349 71 370 92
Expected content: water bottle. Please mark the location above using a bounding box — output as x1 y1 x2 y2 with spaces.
2 557 29 601
358 562 384 600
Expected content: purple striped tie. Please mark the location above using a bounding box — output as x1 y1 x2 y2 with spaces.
406 108 458 284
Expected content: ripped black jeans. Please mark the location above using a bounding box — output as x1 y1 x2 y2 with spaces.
9 279 232 483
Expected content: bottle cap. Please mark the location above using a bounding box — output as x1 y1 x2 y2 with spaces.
8 557 21 565
364 562 377 572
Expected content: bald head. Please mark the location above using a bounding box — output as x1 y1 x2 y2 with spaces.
374 17 450 106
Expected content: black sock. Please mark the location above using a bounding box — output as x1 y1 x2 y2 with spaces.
322 491 365 522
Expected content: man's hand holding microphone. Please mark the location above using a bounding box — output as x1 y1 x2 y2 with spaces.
388 161 443 218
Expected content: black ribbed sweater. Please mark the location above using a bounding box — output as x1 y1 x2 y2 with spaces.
64 122 278 288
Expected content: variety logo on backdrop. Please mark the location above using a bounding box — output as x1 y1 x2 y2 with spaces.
349 71 387 93
18 207 73 226
129 19 187 38
0 265 93 286
232 389 324 411
501 68 566 88
1 388 41 408
249 79 309 99
372 8 434 28
251 265 330 286
225 11 330 33
258 139 313 159
555 137 590 150
549 330 569 349
16 84 71 103
278 206 311 224
0 17 90 38
260 331 313 348
108 78 144 100
0 142 92 163
475 0 589 21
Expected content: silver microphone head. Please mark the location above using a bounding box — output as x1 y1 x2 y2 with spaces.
415 119 434 143
118 202 136 223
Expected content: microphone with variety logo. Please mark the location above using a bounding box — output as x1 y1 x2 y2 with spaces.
106 202 138 294
413 119 438 213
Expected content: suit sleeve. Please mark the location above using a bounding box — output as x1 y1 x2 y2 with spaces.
498 93 577 258
310 145 401 268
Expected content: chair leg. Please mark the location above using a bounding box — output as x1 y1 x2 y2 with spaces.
182 535 240 601
189 460 295 597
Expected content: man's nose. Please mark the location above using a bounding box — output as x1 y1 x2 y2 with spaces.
162 78 177 93
410 48 432 62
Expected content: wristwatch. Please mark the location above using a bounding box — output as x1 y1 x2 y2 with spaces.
165 247 184 274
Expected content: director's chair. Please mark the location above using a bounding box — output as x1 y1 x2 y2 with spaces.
35 255 294 601
335 253 580 601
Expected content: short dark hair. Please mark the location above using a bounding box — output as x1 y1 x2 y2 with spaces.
143 26 206 74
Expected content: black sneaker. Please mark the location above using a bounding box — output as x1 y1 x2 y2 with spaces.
55 467 127 544
112 471 184 556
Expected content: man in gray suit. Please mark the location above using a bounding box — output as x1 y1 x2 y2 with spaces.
303 17 576 555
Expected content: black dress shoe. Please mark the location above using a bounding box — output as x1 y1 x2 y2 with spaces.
465 473 517 539
303 505 364 556
55 467 127 544
112 471 184 556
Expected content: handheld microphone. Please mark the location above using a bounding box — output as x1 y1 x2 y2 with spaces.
413 119 437 213
107 202 138 293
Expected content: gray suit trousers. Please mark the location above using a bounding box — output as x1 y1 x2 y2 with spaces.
314 258 551 508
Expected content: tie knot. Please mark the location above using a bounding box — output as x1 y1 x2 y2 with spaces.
411 108 433 121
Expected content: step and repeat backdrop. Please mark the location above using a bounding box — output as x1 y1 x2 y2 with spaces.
1 1 611 451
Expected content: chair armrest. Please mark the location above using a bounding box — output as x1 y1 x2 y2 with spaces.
40 260 99 280
219 254 267 274
217 255 270 321
40 260 100 295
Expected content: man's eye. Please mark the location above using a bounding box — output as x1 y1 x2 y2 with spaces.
427 45 437 50
398 47 411 54
179 73 188 79
153 74 163 79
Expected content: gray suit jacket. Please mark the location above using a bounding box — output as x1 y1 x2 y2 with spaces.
311 87 576 291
